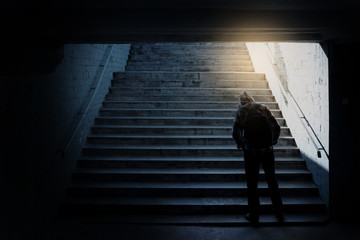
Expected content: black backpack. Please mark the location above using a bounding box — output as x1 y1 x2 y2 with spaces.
243 104 273 148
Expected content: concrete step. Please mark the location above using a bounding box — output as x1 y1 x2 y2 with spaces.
91 124 291 136
82 145 300 157
130 47 249 52
130 54 251 61
93 117 245 126
95 116 290 126
108 87 272 97
99 108 282 118
86 135 296 146
61 196 326 215
67 181 319 198
125 65 255 72
102 101 278 109
131 44 248 51
106 94 276 102
112 79 268 88
77 156 307 170
72 168 312 182
94 116 287 127
113 71 265 81
131 42 247 48
130 49 250 56
56 213 329 225
127 59 253 66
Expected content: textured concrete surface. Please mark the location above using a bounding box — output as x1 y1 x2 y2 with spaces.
29 220 360 240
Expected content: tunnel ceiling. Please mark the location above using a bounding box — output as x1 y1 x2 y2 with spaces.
2 0 360 43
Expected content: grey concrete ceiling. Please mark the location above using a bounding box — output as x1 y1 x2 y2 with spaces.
3 0 360 10
1 1 360 43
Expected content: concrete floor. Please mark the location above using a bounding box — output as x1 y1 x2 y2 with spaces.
2 213 359 240
27 220 358 240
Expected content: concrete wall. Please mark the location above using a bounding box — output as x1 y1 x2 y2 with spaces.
247 42 329 205
57 44 131 180
328 43 360 219
1 44 130 238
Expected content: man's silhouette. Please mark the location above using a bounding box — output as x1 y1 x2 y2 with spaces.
232 91 284 223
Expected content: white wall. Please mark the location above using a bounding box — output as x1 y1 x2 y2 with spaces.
247 42 329 204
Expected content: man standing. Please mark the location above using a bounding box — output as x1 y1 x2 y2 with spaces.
232 91 284 223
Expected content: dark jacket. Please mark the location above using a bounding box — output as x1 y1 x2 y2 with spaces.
232 91 281 149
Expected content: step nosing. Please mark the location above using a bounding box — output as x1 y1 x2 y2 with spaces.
87 135 294 138
83 145 299 149
78 156 304 161
64 196 326 205
115 71 262 73
110 87 269 90
73 171 311 175
103 101 277 104
92 125 234 128
69 182 318 189
100 108 281 111
95 116 286 120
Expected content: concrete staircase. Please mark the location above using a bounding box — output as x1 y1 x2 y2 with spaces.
59 42 328 224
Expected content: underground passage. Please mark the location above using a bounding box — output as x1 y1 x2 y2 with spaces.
53 42 330 224
2 2 360 239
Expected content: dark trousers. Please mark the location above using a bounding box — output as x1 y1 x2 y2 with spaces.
244 147 283 216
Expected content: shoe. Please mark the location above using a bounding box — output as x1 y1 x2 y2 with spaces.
245 213 259 224
275 211 284 222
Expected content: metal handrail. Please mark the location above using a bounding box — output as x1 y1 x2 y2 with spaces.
287 90 330 159
264 43 329 159
60 44 114 157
